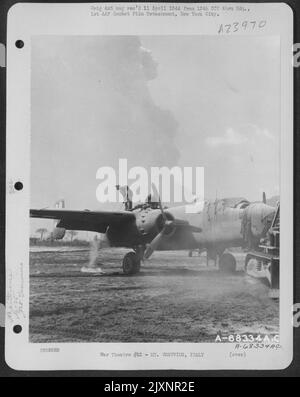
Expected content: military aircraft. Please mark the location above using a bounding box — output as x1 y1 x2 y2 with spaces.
30 185 276 276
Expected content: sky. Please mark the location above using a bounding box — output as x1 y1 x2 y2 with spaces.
30 35 280 237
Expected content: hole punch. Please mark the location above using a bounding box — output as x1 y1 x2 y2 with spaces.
15 40 24 49
14 181 23 191
13 325 22 334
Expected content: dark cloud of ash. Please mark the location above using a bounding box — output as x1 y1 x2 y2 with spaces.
94 36 179 168
66 36 179 167
31 36 180 209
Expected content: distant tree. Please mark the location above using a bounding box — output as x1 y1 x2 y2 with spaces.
36 228 48 241
67 230 78 242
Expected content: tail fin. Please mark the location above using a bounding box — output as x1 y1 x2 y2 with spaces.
52 199 66 239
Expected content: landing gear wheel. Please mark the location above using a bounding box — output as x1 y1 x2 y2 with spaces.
219 253 236 273
122 252 141 275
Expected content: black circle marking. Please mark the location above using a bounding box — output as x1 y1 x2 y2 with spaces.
13 325 22 334
14 181 23 191
15 40 24 49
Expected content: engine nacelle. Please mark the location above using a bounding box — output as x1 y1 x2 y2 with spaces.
135 209 174 238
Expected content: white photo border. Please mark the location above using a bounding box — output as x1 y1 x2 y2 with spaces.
5 2 294 370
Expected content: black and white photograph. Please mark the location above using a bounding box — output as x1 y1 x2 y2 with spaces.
29 34 281 343
4 2 294 371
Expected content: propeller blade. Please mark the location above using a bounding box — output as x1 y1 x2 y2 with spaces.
144 230 165 259
151 183 167 222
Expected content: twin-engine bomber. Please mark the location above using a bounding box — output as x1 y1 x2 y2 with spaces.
30 186 279 291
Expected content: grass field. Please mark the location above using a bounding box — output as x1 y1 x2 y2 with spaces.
29 248 279 343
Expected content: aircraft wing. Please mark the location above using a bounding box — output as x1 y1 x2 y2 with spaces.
30 208 135 233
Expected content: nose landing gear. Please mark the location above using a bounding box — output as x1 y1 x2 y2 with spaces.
122 246 145 275
122 252 141 275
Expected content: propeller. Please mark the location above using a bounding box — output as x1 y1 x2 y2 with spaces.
144 184 201 259
144 218 176 259
144 184 173 259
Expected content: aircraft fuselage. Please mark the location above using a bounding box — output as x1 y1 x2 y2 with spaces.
105 200 275 253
